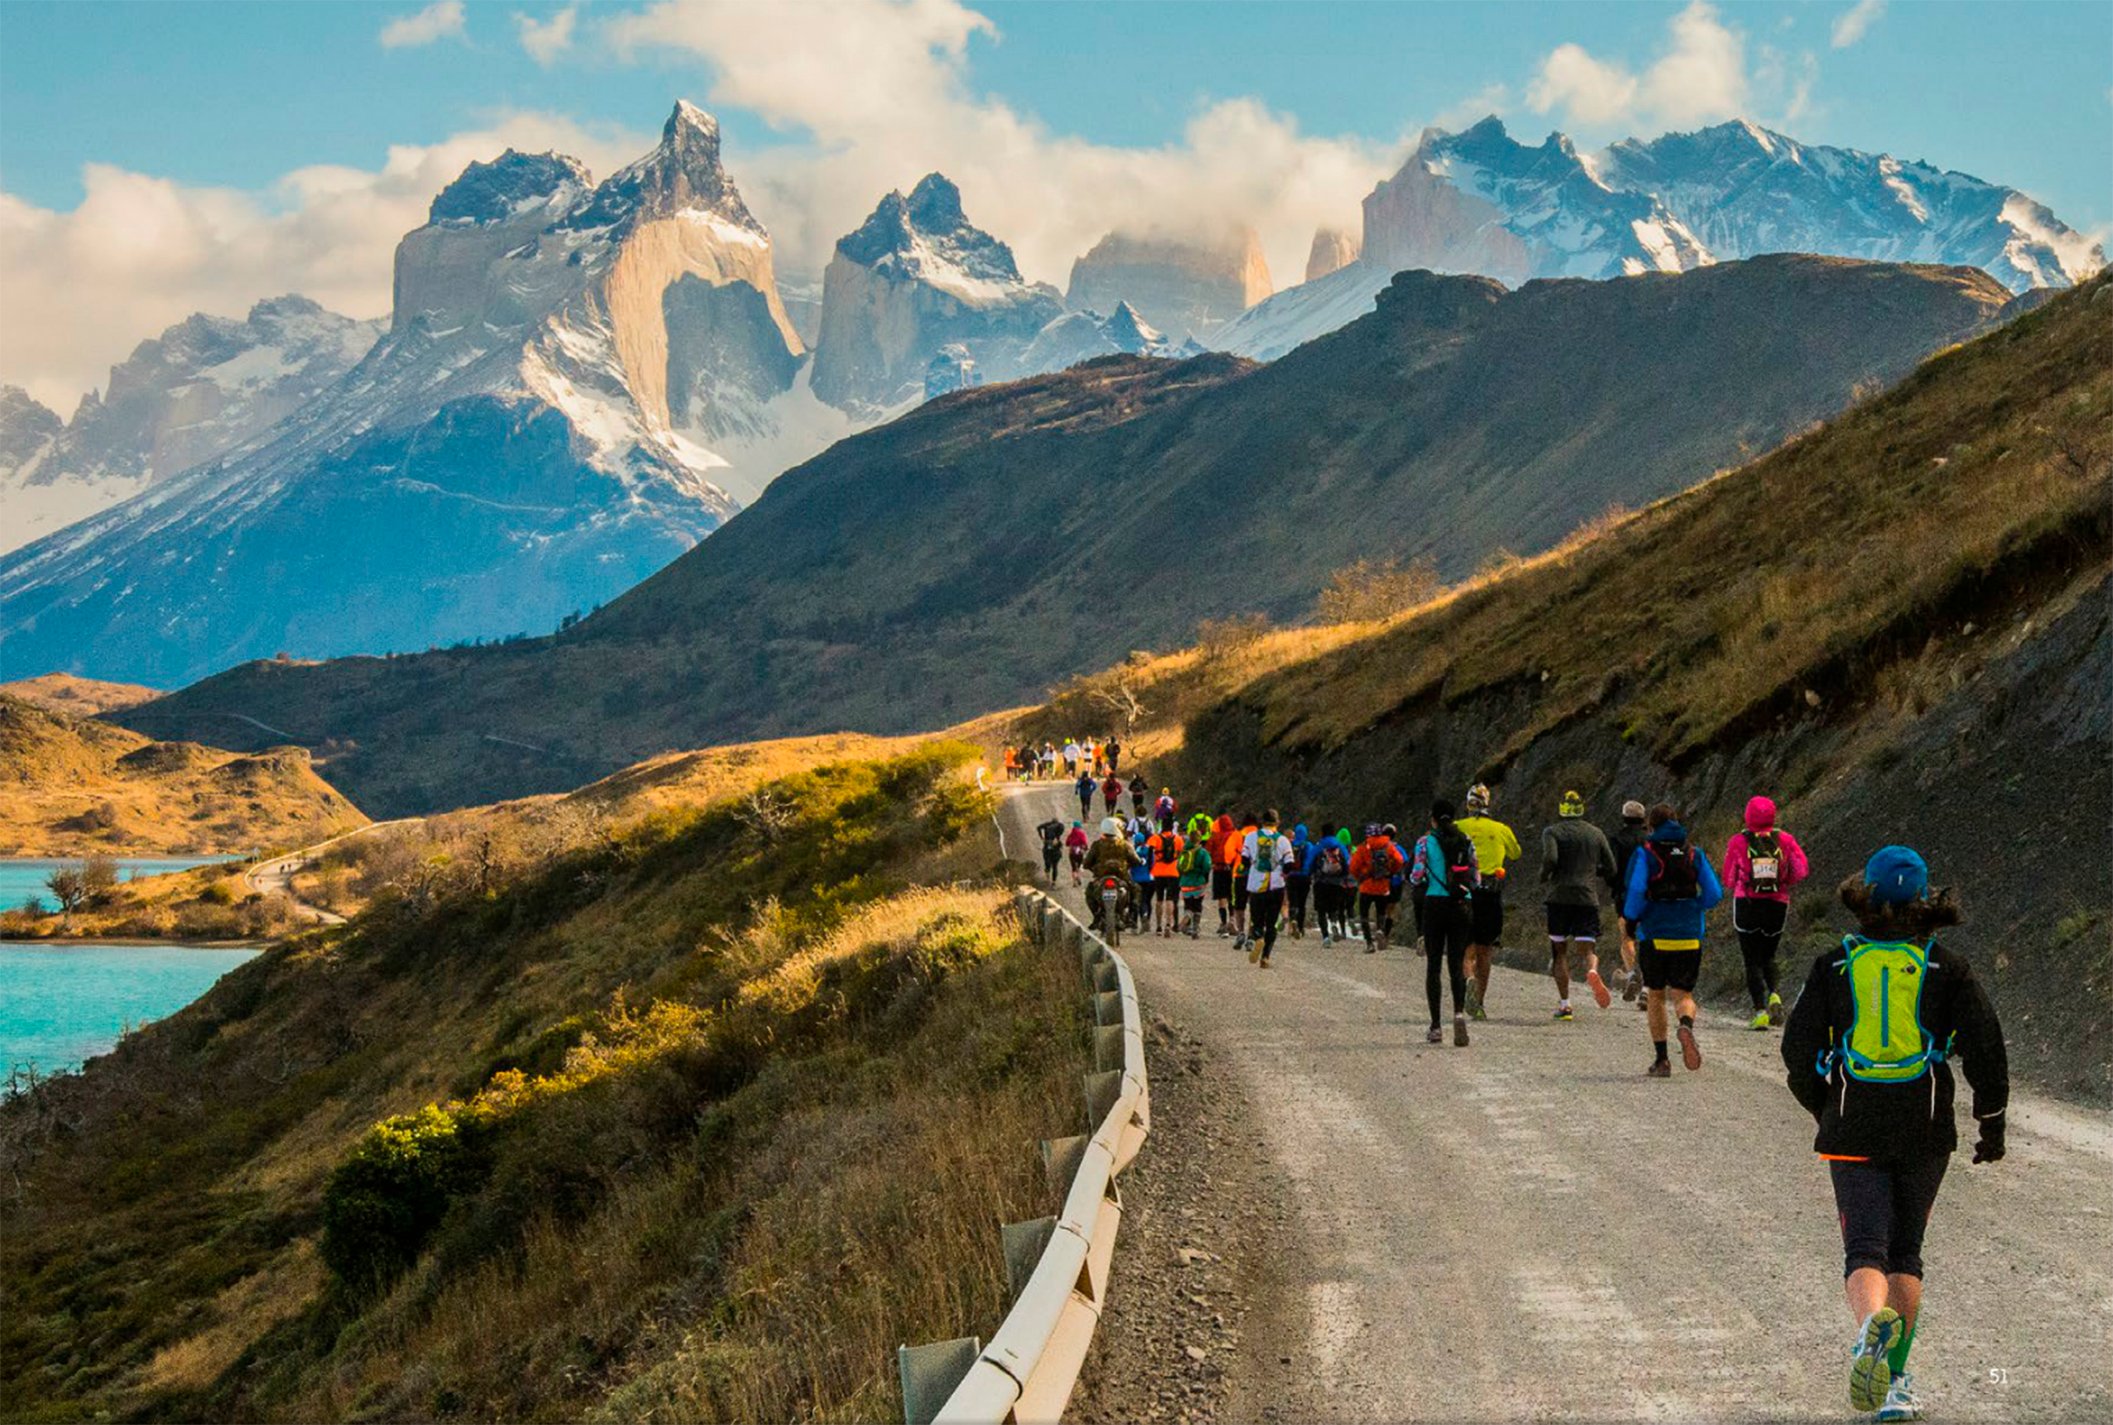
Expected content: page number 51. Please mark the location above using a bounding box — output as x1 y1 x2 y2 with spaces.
1988 1368 2011 1386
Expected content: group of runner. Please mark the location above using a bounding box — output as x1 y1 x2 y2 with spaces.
1003 735 1123 783
1032 777 2009 1425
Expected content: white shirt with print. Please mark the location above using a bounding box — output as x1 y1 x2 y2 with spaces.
1243 829 1293 892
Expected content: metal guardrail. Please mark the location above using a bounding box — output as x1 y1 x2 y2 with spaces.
898 887 1152 1425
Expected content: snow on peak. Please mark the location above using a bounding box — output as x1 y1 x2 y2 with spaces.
429 150 593 226
558 101 763 237
836 173 1035 305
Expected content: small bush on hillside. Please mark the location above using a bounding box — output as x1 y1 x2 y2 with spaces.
321 1104 487 1295
1313 556 1443 624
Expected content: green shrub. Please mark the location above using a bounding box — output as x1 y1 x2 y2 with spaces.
320 1105 486 1295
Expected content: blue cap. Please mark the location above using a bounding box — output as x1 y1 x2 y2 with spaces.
1863 845 1928 906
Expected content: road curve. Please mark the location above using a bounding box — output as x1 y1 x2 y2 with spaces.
245 819 423 926
998 785 2111 1423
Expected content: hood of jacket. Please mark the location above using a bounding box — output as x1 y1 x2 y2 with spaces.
1744 796 1778 832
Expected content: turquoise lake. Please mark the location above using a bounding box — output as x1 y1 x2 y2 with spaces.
0 856 239 914
0 942 259 1079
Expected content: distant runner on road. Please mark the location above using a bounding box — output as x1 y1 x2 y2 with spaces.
1284 822 1316 939
1410 799 1480 1046
1036 816 1065 883
1724 795 1811 1030
1624 805 1723 1076
1456 784 1522 1021
1065 821 1089 885
1075 770 1096 823
1313 828 1356 946
1351 823 1405 951
1148 823 1184 937
1242 810 1294 968
1541 790 1620 1019
1781 845 2009 1424
1610 800 1651 1012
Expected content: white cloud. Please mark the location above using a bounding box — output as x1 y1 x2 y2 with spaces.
0 115 646 411
1528 1 1751 131
379 0 466 49
598 0 1396 297
516 6 578 65
1831 0 1886 49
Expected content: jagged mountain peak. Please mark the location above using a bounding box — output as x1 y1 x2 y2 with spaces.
905 172 967 231
428 150 594 226
1104 300 1162 347
558 100 761 235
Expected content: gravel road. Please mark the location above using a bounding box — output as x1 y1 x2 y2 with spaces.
1002 786 2112 1423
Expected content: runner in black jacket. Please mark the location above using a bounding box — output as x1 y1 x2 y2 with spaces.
1779 845 2007 1423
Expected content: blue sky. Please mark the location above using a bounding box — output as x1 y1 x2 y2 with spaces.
2 0 2108 405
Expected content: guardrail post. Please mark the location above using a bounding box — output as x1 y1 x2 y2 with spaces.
1078 934 1103 984
1092 959 1119 993
1002 1217 1059 1298
1093 1023 1124 1072
1039 1135 1088 1198
1093 989 1121 1026
1083 1069 1123 1127
899 1337 982 1425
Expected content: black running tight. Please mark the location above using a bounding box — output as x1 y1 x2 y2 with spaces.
1734 897 1789 1008
1286 876 1311 930
1422 897 1469 1026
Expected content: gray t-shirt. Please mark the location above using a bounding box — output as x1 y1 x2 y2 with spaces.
1541 819 1619 906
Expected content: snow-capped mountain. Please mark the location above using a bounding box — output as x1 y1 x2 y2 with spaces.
0 298 382 553
1015 301 1205 373
1600 119 2104 292
0 102 813 686
1212 115 2101 364
1368 118 1712 284
811 173 1063 414
1066 229 1273 340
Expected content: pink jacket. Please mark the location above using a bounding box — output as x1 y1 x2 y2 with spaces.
1721 796 1809 903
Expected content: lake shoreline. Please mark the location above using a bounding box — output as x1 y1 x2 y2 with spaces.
1 934 270 950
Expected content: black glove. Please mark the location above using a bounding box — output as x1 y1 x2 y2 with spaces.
1972 1116 2006 1164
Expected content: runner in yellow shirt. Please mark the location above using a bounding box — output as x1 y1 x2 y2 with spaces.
1456 783 1524 1020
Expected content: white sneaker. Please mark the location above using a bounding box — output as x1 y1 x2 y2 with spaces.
1875 1371 1923 1422
1849 1309 1901 1412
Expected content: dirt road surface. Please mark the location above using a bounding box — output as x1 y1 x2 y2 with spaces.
1001 785 2112 1423
245 819 422 926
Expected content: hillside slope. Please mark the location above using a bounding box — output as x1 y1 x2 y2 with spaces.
1146 273 2110 1099
124 256 2011 815
0 745 1089 1422
0 695 366 856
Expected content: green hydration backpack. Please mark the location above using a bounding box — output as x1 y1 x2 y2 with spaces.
1836 936 1945 1083
1252 833 1277 876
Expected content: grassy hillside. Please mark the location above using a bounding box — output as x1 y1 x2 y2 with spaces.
1002 274 2111 1099
1 743 1096 1421
124 256 2012 816
0 694 365 857
0 673 161 717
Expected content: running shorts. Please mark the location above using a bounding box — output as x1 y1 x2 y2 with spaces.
1182 889 1205 909
1470 887 1505 943
1638 939 1701 991
1211 867 1234 900
1154 874 1179 901
1545 901 1602 941
1231 877 1250 912
1829 1154 1949 1279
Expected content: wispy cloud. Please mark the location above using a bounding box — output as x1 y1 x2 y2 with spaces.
516 6 578 66
1529 1 1750 130
1831 0 1886 49
379 0 467 50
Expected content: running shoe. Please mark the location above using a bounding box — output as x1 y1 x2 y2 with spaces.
1363 941 1377 956
1646 1059 1672 1078
1587 968 1612 1009
1248 940 1263 966
1470 1001 1488 1022
1259 956 1273 969
1622 969 1641 1002
1678 1022 1703 1071
1849 1309 1903 1412
1464 983 1482 1017
1875 1371 1923 1422
1426 1025 1444 1043
1453 1013 1470 1048
1768 992 1785 1027
1749 1011 1772 1031
1320 933 1333 947
1554 1005 1575 1022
